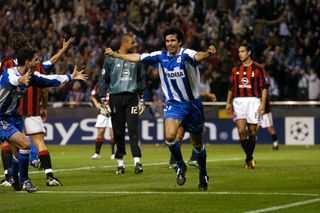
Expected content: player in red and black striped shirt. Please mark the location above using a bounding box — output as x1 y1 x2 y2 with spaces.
226 43 269 169
90 83 115 160
258 95 279 150
19 37 74 186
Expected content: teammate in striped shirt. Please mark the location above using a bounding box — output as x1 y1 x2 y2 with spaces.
0 47 87 192
0 32 74 187
104 26 216 191
226 43 269 169
0 32 26 186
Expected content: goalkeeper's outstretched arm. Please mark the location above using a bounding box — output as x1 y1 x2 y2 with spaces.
105 47 141 62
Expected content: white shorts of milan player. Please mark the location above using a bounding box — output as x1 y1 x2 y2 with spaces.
95 114 112 128
233 97 261 124
23 116 45 135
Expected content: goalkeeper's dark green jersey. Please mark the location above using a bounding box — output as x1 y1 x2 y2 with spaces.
98 56 144 97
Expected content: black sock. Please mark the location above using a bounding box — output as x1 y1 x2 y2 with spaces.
247 136 256 161
38 150 54 179
95 137 104 154
240 139 252 162
109 139 115 155
272 134 278 142
1 145 12 180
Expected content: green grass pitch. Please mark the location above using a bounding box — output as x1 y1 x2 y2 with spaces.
1 144 319 213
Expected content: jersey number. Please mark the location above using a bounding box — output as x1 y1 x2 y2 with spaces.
131 106 138 114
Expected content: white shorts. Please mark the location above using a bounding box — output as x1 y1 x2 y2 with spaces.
260 112 273 128
23 116 46 135
95 114 112 128
233 97 261 124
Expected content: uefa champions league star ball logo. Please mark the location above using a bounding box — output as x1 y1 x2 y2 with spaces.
290 121 309 142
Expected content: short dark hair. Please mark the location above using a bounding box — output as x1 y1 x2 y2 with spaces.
238 42 253 57
10 32 29 53
16 47 37 66
163 26 184 43
120 33 133 43
238 43 253 53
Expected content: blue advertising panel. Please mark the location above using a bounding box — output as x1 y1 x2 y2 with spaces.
43 117 304 145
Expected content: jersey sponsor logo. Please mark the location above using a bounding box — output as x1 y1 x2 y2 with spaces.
120 69 132 81
165 69 185 79
239 77 252 88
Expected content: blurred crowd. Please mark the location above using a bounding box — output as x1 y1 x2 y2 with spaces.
0 0 319 107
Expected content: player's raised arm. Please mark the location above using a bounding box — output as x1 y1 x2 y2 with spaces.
104 47 141 62
30 65 87 88
50 37 75 64
194 45 216 62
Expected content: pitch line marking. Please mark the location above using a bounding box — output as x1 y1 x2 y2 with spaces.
21 157 243 175
243 197 320 213
2 191 317 197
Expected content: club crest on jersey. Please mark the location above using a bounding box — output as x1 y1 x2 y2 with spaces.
101 68 106 75
239 77 252 88
177 56 181 63
120 69 132 81
0 121 9 130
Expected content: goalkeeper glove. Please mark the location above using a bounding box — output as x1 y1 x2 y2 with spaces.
100 97 111 117
137 98 145 116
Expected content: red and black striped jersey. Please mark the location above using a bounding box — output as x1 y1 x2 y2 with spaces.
228 61 269 98
91 83 109 103
18 63 47 116
0 56 18 75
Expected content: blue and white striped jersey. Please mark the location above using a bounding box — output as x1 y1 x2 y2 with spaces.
140 48 200 102
0 67 72 118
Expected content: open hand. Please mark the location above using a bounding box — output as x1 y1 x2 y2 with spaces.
71 65 88 81
19 69 33 85
62 37 75 50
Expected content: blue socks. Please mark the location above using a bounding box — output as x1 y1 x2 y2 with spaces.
11 156 19 179
167 141 186 170
29 143 38 164
195 147 207 177
18 149 30 183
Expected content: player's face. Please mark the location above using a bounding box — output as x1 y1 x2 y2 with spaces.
165 34 181 55
27 53 41 73
238 46 251 62
126 37 136 53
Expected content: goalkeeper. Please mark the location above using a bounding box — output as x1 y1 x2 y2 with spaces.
98 34 145 175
